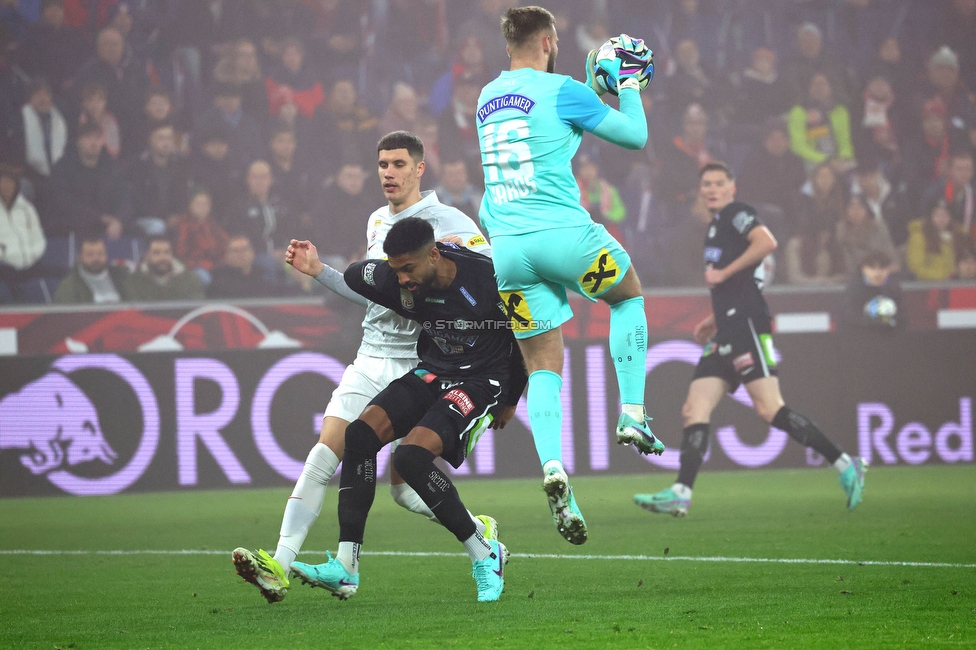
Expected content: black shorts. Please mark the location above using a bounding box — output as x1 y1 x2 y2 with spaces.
692 317 778 392
367 368 504 468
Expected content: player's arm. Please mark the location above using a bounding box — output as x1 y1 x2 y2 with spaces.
286 239 369 307
557 79 647 150
704 226 777 288
343 259 403 313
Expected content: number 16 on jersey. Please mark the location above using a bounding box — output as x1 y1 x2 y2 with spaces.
482 119 538 205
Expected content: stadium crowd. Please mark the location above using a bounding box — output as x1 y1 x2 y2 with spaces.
0 0 974 304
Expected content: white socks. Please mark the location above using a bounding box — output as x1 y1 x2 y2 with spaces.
462 532 493 562
336 541 360 574
833 453 852 473
622 403 645 421
274 443 339 572
671 483 692 499
390 483 486 534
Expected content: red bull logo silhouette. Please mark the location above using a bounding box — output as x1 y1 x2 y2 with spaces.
0 371 117 474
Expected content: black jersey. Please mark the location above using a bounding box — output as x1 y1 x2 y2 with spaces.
703 201 771 328
344 243 526 399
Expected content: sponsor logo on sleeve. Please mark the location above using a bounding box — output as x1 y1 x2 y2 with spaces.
400 289 415 310
467 235 487 248
362 263 377 286
732 210 755 234
459 286 477 306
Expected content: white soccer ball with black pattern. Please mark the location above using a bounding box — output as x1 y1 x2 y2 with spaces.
590 36 654 96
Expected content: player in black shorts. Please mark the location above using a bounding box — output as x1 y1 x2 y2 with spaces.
635 162 866 517
289 217 526 602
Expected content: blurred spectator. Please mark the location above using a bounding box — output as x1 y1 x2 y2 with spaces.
957 246 976 280
455 0 513 75
309 161 372 265
914 46 976 149
126 234 205 301
796 162 846 240
902 99 954 210
164 0 249 82
78 83 120 159
731 47 791 127
935 0 976 92
196 82 263 168
47 122 125 238
787 72 856 174
208 233 279 299
127 122 191 237
851 75 908 169
314 79 379 178
16 78 67 186
53 234 130 303
189 129 238 223
265 37 324 121
656 103 713 219
212 39 269 118
850 160 908 245
781 22 856 104
226 159 293 258
306 0 371 85
576 155 626 242
172 188 229 284
784 216 845 287
416 115 443 185
666 39 728 121
665 194 713 287
438 70 484 191
840 248 904 330
429 34 488 117
922 151 974 231
138 88 177 152
737 118 806 222
836 194 899 276
864 36 912 100
906 199 971 280
434 158 481 221
380 0 448 92
16 0 86 94
0 164 46 301
268 124 312 218
380 82 422 136
69 27 149 144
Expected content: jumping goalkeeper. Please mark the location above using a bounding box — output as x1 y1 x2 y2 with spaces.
476 5 660 546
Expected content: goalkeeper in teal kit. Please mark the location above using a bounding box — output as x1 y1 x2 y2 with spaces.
477 5 662 545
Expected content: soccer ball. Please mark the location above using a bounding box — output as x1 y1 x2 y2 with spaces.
590 36 654 96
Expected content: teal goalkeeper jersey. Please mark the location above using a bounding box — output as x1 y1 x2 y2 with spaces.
477 68 611 237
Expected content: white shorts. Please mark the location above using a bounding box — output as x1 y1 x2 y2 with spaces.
323 354 419 423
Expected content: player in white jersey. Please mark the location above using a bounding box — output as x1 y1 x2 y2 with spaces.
232 131 495 603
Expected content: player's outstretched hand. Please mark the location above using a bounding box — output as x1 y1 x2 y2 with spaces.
286 239 326 278
490 404 517 430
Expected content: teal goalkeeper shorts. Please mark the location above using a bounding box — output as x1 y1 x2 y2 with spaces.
491 222 632 339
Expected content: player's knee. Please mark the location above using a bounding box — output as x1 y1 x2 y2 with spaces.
392 443 434 485
344 419 384 458
754 402 782 424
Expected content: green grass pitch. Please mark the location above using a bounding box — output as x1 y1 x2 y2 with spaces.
2 465 975 649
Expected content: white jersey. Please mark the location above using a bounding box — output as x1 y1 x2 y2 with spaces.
358 190 491 359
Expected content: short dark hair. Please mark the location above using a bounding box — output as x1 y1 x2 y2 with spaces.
146 234 172 249
269 123 295 140
212 82 242 99
79 233 105 249
501 6 556 49
27 77 51 98
377 131 424 162
383 217 435 258
860 248 892 269
699 161 735 181
147 120 174 137
81 82 107 102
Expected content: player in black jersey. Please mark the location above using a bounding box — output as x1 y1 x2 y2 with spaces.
635 162 867 517
289 217 526 603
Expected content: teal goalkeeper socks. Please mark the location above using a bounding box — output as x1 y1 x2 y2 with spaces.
609 296 647 406
527 370 564 467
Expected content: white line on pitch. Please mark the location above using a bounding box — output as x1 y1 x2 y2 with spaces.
1 549 974 568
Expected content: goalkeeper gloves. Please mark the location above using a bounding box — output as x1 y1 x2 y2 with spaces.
597 34 654 94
